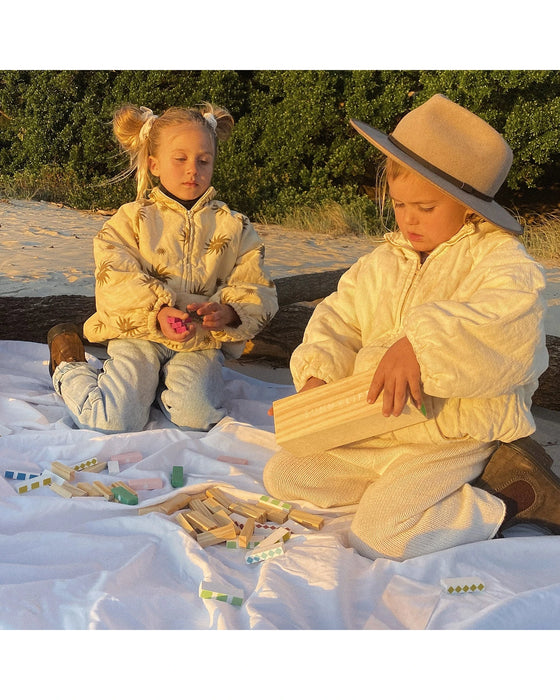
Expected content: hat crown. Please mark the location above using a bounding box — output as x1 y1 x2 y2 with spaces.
391 94 512 197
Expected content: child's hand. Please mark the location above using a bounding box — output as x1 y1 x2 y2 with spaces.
187 302 240 330
157 306 196 342
367 336 422 417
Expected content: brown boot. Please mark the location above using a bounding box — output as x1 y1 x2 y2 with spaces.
47 323 86 377
475 437 560 534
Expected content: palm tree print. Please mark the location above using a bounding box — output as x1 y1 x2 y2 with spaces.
116 316 142 336
147 264 172 284
96 260 112 286
205 233 231 256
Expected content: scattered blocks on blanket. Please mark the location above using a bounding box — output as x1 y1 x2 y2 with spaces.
3 470 40 480
112 486 139 506
171 465 184 489
197 522 238 547
199 581 244 607
272 370 432 456
238 517 255 549
176 512 198 538
441 577 485 594
76 481 104 497
49 483 74 498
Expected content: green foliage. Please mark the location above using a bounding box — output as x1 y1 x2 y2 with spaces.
0 70 559 231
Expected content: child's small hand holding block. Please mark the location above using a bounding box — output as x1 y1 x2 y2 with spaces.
272 370 432 456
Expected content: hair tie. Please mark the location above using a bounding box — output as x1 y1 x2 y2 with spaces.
204 112 217 132
139 107 158 143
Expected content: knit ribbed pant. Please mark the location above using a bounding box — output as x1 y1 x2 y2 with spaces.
263 420 505 561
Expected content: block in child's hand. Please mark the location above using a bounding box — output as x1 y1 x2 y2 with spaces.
168 316 191 333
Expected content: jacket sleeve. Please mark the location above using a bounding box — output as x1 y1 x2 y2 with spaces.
289 259 365 390
209 218 278 343
91 206 174 338
405 246 549 399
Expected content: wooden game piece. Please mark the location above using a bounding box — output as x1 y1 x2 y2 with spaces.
3 470 40 480
15 474 52 494
245 543 284 565
199 581 244 607
183 510 217 533
175 512 198 538
289 509 324 530
81 461 108 473
76 482 103 497
107 460 120 475
196 522 237 547
441 577 485 594
111 486 139 506
110 451 142 465
50 461 76 482
127 478 164 490
91 481 115 501
205 486 235 509
217 456 249 465
111 481 138 497
238 517 255 549
272 370 432 456
71 458 99 471
49 483 75 498
228 503 267 523
158 491 192 515
171 465 184 488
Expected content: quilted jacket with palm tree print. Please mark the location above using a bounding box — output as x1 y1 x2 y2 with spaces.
83 186 278 358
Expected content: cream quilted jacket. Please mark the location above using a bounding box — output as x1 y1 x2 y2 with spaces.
84 187 278 358
291 221 549 443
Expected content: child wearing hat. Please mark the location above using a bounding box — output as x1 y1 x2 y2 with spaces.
264 94 557 561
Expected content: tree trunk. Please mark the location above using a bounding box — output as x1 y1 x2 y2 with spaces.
0 269 558 411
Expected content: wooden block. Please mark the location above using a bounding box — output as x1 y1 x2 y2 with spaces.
15 474 52 494
441 577 485 594
127 478 164 491
171 465 184 489
184 510 217 532
49 483 74 498
81 461 108 473
205 486 235 509
175 512 198 538
262 507 289 524
211 509 238 530
289 509 324 530
92 481 115 501
253 527 291 550
202 497 224 514
112 486 139 506
229 503 267 524
199 581 244 606
217 455 249 465
107 460 120 475
258 494 292 514
196 522 237 547
111 481 138 497
76 482 104 497
50 461 76 482
62 483 89 497
245 543 284 565
71 458 99 472
272 371 431 456
158 492 192 515
138 503 167 515
238 517 255 548
110 451 142 465
189 498 216 520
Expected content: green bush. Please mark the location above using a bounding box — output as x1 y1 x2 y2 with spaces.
1 70 559 231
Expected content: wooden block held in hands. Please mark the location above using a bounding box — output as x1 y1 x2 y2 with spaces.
272 371 431 456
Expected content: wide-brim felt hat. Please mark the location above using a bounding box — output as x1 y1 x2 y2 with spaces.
350 94 522 235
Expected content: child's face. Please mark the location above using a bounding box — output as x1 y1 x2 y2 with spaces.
148 123 215 200
388 171 469 254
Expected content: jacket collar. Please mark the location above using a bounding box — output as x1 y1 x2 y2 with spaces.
385 221 479 259
150 186 217 214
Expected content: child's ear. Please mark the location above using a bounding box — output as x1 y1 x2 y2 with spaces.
464 209 476 223
148 155 159 176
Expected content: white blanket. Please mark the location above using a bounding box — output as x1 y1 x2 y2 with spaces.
1 340 560 630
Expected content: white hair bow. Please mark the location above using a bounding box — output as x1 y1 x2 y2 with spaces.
204 112 217 132
139 107 158 143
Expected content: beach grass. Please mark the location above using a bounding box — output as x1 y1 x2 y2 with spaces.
521 214 560 262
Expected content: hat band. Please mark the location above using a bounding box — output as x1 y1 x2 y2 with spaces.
387 135 494 203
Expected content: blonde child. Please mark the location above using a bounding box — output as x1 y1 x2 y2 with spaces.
47 103 278 433
264 94 558 561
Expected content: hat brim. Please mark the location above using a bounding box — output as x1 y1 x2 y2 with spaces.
350 119 522 236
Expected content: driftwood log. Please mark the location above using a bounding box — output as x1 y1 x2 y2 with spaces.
0 268 558 411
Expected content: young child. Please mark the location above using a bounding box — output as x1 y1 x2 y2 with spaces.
47 102 278 433
264 93 559 561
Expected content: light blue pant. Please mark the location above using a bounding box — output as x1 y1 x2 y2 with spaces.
53 339 226 434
